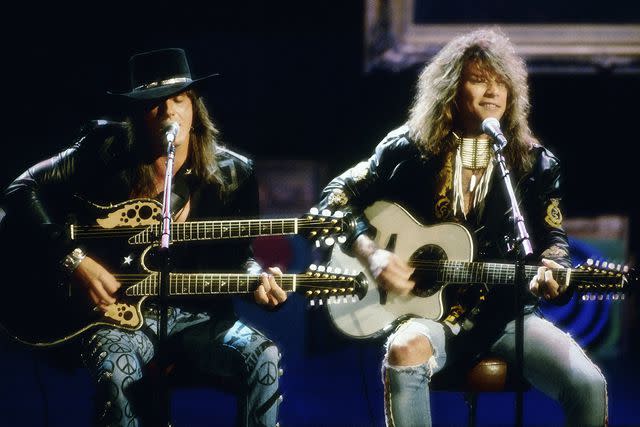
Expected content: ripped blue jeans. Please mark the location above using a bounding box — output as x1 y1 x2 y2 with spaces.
81 307 282 427
382 313 608 427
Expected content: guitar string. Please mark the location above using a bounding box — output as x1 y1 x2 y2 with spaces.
110 274 361 289
69 218 340 233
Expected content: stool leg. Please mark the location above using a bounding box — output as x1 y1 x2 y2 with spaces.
464 392 478 427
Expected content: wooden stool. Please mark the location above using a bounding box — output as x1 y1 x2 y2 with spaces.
430 356 530 427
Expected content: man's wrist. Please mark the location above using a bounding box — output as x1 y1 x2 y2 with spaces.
61 247 86 276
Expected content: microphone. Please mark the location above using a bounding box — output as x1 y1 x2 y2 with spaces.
481 117 508 147
163 122 180 144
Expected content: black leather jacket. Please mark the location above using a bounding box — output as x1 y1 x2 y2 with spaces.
318 125 572 343
2 120 261 319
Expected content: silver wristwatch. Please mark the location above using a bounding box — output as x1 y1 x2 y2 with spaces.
61 247 87 275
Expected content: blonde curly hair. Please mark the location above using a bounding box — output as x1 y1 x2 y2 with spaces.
407 27 538 174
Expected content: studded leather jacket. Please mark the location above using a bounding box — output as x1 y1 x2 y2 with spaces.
317 125 572 341
2 120 261 319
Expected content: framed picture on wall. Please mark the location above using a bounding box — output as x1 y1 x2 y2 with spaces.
365 0 640 73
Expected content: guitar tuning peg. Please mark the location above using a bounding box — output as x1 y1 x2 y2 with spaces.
595 260 601 267
324 237 335 247
616 264 622 271
317 265 326 272
326 266 333 273
333 210 344 218
602 261 608 268
309 299 316 307
587 258 594 266
309 207 319 215
315 240 321 248
623 265 629 273
337 235 347 244
321 209 332 217
309 264 318 271
333 267 342 274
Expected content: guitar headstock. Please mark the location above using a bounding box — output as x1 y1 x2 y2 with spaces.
300 207 355 247
300 264 368 307
573 258 637 301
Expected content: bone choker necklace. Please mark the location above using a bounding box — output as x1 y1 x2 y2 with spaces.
452 132 492 192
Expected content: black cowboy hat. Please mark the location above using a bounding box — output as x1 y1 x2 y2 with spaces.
108 48 218 101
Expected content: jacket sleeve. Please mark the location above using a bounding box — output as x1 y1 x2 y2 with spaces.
225 155 290 310
316 125 419 253
236 166 263 275
215 149 265 275
1 121 123 268
525 147 573 304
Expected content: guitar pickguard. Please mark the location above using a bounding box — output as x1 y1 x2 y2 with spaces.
95 200 162 228
103 302 142 328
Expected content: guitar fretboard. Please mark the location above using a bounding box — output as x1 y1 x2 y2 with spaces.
125 273 297 296
129 219 300 244
435 261 567 285
124 272 360 297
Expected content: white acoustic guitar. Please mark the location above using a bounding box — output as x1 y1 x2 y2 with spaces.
327 201 634 339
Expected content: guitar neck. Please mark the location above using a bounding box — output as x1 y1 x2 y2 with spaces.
126 273 298 297
126 218 301 244
438 260 566 285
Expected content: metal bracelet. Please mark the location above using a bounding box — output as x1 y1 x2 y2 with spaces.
61 247 87 275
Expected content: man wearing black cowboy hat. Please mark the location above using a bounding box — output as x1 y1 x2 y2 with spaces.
2 47 286 426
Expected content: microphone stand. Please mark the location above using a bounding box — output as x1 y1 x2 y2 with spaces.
491 139 533 427
156 131 177 426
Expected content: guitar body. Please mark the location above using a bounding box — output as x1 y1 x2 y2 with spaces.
0 196 363 346
0 198 159 346
328 201 474 339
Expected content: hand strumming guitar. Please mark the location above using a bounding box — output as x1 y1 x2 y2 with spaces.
354 234 415 296
72 256 121 312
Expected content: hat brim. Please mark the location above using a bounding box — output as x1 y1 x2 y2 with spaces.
107 73 219 101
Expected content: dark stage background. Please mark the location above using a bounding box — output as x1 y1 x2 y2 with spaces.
1 2 639 426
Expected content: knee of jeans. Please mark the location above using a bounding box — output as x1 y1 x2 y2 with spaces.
246 343 281 384
386 333 433 367
571 368 607 401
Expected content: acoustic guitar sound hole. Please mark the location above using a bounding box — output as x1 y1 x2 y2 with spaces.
410 245 446 297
